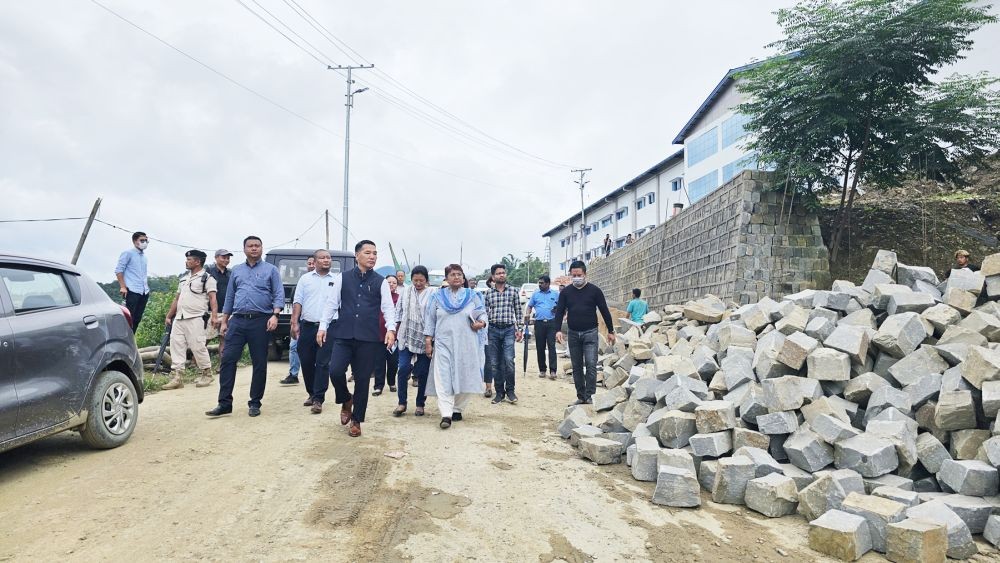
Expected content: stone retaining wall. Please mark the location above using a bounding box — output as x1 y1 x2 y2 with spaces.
586 170 831 310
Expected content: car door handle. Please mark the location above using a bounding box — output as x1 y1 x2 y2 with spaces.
83 315 99 328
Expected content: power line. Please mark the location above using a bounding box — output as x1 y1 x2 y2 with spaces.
0 216 87 223
88 0 536 193
239 0 564 175
283 0 575 169
94 219 213 251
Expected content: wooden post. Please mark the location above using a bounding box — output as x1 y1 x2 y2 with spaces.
71 198 102 265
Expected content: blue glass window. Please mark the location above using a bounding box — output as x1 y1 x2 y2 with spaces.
722 154 758 183
721 113 751 148
646 192 655 204
671 178 683 192
600 215 612 228
687 127 718 166
616 207 628 220
636 199 645 210
688 170 719 203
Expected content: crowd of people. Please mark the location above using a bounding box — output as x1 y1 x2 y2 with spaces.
113 232 624 437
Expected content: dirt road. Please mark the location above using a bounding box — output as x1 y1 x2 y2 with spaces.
1 351 839 562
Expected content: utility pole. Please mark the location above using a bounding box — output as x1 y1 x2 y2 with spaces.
324 209 330 250
71 197 102 265
328 63 374 250
572 168 591 260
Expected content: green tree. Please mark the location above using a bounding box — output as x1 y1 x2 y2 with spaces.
737 0 1000 262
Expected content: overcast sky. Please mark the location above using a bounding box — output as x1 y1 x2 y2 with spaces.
1 1 997 282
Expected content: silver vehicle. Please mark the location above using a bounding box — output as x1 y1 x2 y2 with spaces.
0 254 144 453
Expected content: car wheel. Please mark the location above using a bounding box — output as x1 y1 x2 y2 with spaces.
80 370 139 449
267 340 282 361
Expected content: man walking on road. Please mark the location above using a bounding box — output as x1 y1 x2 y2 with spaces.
206 249 233 363
484 264 523 405
282 256 315 386
524 274 559 381
114 231 150 331
317 240 398 437
290 250 336 413
554 260 616 406
163 250 218 390
207 236 283 418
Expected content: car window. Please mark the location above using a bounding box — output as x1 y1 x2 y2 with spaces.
277 258 342 285
0 267 75 314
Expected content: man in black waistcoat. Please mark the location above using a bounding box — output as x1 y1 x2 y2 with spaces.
318 240 398 437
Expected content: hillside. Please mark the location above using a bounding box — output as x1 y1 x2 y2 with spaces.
821 159 1000 283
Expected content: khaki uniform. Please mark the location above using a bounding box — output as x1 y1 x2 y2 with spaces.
170 269 218 371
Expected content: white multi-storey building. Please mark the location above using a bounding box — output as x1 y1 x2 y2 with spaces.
543 62 761 276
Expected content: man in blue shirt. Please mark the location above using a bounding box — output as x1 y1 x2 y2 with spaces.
524 275 560 380
626 288 649 323
206 236 284 418
114 231 150 331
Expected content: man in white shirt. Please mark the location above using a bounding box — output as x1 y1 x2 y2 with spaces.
291 250 337 412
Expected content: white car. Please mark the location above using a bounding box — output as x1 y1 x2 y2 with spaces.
520 283 539 304
475 280 489 295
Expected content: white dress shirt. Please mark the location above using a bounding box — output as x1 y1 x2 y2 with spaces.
292 270 336 322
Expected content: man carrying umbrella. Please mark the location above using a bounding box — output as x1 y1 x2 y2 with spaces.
524 274 560 380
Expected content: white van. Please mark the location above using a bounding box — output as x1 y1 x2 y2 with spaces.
428 269 446 287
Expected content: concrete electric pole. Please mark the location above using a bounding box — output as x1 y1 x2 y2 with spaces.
572 168 591 260
329 64 373 251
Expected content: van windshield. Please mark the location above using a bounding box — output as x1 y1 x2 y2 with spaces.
277 258 342 285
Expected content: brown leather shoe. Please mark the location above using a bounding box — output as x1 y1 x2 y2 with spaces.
340 400 352 426
311 402 323 414
392 405 406 417
303 399 314 407
348 421 362 437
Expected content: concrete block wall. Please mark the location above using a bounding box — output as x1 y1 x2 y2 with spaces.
587 170 831 310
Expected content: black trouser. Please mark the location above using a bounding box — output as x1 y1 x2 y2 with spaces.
218 314 269 409
534 319 558 374
373 347 399 391
568 328 599 402
296 321 333 402
326 338 381 423
125 290 150 332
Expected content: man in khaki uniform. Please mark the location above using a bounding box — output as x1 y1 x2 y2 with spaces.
164 250 219 389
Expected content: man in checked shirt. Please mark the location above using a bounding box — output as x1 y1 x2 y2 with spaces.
484 264 523 405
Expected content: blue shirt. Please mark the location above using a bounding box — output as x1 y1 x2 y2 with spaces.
293 270 336 322
114 247 149 294
627 298 649 323
527 288 559 321
223 260 284 315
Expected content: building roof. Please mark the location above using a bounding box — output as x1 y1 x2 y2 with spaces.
542 148 684 238
670 61 762 145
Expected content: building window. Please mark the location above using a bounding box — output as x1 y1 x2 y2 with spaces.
636 199 646 210
688 170 719 203
646 192 655 204
615 238 626 248
672 203 684 216
584 226 591 235
591 221 599 232
687 127 718 166
559 239 566 248
584 251 591 260
670 178 683 192
600 215 612 228
722 154 758 183
559 262 565 271
721 113 751 148
572 233 578 241
616 207 628 220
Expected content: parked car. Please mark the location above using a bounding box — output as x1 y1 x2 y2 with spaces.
475 280 489 295
0 254 145 453
263 249 355 360
428 269 446 288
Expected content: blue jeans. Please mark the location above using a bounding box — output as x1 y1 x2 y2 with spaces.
568 328 599 402
218 314 269 409
288 337 300 376
397 348 430 407
487 325 516 398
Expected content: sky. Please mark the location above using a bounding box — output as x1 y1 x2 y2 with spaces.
1 1 998 282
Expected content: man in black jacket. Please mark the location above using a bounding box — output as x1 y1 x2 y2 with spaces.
554 260 616 406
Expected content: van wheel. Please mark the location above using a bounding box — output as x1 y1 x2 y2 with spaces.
80 370 139 449
267 340 282 361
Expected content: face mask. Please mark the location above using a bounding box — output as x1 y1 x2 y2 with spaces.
138 241 149 250
572 277 585 288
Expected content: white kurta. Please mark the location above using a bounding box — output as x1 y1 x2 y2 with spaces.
424 289 487 415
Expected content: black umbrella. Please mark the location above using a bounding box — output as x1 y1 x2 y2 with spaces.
522 322 531 373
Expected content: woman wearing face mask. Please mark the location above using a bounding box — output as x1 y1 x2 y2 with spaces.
423 264 488 428
553 260 616 406
392 266 436 416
